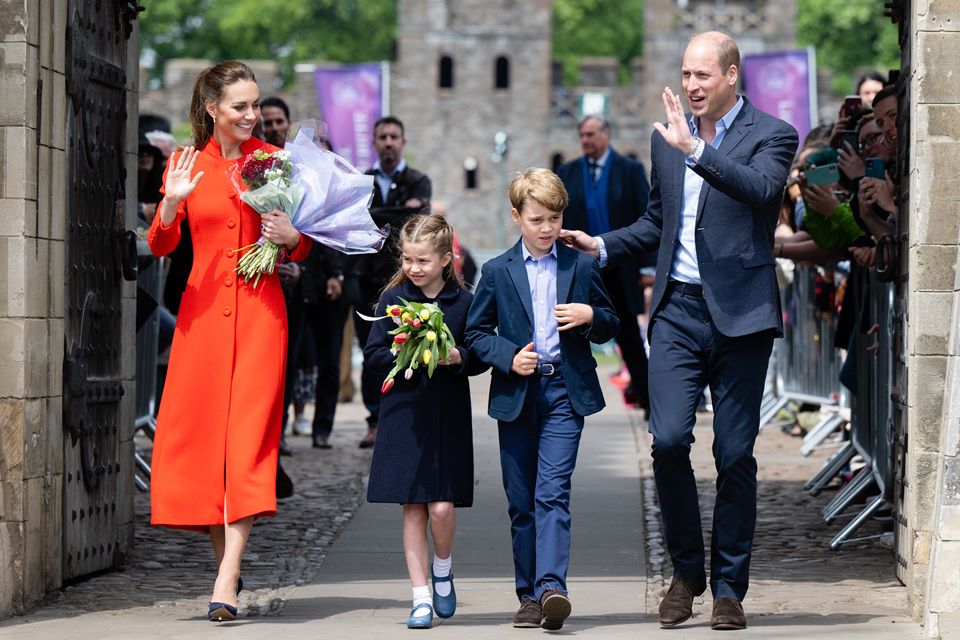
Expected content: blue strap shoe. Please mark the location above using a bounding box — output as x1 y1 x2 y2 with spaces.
431 570 456 619
208 602 237 622
407 603 434 629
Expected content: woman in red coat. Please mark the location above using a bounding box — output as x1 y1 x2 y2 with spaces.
147 61 310 621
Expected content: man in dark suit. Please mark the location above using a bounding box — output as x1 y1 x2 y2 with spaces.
557 115 653 416
561 31 799 630
348 115 431 448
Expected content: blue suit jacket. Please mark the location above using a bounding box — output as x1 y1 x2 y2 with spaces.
557 150 652 315
602 98 799 338
465 241 619 422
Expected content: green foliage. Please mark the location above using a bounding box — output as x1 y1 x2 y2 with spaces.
140 0 396 85
796 0 900 95
552 0 645 85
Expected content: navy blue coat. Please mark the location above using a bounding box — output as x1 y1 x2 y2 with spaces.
365 278 487 506
602 98 798 338
465 241 619 422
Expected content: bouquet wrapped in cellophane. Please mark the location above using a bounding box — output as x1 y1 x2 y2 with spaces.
375 299 456 394
229 120 389 287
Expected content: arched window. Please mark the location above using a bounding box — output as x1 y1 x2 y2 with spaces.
551 153 565 172
495 55 510 90
439 55 454 89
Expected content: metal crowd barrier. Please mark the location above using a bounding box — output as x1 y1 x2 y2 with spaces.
134 242 161 492
766 262 895 548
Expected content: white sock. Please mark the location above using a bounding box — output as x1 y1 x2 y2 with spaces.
412 585 432 614
433 555 452 597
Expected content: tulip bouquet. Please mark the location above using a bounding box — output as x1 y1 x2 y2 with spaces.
379 299 457 394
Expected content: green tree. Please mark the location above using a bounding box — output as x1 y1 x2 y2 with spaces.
552 0 645 85
796 0 900 95
140 0 396 85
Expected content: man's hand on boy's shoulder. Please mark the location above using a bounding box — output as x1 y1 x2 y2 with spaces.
559 229 600 258
555 303 593 332
511 342 539 376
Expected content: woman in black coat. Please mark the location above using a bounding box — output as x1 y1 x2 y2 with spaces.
363 214 487 628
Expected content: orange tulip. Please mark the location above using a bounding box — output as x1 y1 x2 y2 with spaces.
381 378 395 394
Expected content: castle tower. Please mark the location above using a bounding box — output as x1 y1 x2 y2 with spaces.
392 0 553 250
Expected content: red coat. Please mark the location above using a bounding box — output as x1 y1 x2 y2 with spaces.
148 137 311 531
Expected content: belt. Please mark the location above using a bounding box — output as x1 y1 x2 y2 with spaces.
536 361 561 377
668 280 704 298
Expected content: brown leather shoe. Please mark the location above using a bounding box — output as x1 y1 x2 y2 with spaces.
539 589 571 630
512 599 542 628
658 574 707 628
711 597 746 630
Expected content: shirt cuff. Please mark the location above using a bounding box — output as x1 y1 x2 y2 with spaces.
596 236 608 267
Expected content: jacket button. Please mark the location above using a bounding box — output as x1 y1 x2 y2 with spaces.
223 307 232 317
229 192 238 199
227 219 236 228
226 248 235 257
224 277 233 287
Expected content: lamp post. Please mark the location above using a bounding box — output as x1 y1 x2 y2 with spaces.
490 130 510 250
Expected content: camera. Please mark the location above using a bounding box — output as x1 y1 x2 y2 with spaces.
842 95 863 117
837 130 860 154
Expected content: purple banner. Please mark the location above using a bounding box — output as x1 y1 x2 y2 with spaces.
741 49 816 143
314 64 382 170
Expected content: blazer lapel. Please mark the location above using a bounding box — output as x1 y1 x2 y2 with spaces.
556 244 576 304
506 242 535 326
694 101 755 223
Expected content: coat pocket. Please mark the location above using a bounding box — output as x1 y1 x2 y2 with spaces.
739 250 775 269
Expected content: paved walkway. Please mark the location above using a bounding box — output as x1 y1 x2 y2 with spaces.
0 366 923 638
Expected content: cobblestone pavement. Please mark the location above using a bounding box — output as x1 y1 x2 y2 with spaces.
634 406 909 625
29 400 374 621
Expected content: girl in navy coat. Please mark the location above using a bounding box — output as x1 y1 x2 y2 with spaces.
365 214 487 628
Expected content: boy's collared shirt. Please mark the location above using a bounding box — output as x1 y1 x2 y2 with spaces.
521 241 561 364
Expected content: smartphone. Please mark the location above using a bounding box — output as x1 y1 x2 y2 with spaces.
838 130 859 153
805 163 840 186
843 95 862 116
865 158 886 179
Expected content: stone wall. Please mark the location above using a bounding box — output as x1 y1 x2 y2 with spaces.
911 2 960 636
0 0 68 617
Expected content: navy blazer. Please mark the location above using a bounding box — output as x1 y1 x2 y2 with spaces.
557 149 652 315
465 241 619 422
601 98 799 338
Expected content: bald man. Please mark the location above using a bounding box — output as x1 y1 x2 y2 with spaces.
562 32 798 630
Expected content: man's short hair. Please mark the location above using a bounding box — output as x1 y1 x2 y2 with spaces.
261 96 290 120
374 115 405 138
872 84 898 109
509 168 569 214
716 36 740 72
578 114 611 133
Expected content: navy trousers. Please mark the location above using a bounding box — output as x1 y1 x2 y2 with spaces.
498 374 585 602
648 285 774 601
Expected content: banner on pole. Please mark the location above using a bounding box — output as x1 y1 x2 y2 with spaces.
741 48 817 143
314 63 383 170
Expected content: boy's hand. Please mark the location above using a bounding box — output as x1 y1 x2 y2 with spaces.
511 342 538 376
555 303 593 331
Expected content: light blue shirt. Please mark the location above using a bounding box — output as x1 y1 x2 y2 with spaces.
521 241 561 363
373 158 407 203
671 95 744 283
596 96 744 278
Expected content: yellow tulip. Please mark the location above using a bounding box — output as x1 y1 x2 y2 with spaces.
419 309 431 321
422 349 432 364
426 330 437 342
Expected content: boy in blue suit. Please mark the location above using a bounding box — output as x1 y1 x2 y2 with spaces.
465 168 618 630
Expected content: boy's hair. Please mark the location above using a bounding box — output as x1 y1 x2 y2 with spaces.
383 214 463 292
509 168 568 214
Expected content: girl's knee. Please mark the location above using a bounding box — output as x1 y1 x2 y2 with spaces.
427 501 455 522
403 503 429 522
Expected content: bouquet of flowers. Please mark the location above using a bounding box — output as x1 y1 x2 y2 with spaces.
233 149 305 286
375 299 457 394
229 121 388 287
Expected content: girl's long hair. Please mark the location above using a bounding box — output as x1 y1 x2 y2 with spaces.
189 61 256 149
383 214 463 292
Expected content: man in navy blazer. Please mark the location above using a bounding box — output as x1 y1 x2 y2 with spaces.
562 32 798 630
557 116 653 416
466 168 618 630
